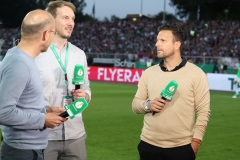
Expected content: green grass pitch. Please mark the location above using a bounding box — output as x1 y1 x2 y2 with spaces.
84 82 240 160
0 81 240 160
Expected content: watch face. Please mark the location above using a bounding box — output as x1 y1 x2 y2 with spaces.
145 100 150 111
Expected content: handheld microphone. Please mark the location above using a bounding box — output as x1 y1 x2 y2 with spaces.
59 97 88 119
152 80 178 115
72 64 85 90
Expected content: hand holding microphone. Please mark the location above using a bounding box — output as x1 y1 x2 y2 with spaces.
71 64 88 101
59 64 88 119
152 80 178 115
45 112 68 128
72 89 87 101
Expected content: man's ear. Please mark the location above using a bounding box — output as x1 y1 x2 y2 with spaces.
175 41 181 50
42 30 48 41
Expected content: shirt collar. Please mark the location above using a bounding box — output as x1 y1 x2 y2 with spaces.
159 57 187 72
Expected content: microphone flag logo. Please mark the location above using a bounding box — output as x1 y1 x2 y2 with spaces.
75 101 83 109
77 69 83 76
169 86 176 93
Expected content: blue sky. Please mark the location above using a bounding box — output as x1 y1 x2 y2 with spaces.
83 0 175 20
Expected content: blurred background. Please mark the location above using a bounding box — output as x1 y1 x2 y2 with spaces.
1 1 240 160
0 0 239 74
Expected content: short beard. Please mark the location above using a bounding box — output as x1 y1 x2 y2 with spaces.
57 32 71 39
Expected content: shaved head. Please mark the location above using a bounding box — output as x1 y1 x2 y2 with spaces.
21 9 54 37
17 9 56 57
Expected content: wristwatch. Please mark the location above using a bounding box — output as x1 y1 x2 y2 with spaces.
145 100 151 112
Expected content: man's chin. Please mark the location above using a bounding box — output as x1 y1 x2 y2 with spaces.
64 32 72 38
61 35 71 39
157 54 164 58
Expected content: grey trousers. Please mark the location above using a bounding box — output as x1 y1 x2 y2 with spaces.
44 134 87 160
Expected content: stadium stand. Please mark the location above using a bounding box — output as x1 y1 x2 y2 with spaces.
0 20 239 64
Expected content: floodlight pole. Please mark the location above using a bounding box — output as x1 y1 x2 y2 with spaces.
140 0 143 14
163 0 166 24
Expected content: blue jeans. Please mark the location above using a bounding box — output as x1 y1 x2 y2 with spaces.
1 141 44 160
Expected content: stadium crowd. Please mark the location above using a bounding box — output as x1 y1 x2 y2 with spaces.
0 20 240 61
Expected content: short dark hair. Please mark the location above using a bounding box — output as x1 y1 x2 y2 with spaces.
158 25 185 45
45 0 76 18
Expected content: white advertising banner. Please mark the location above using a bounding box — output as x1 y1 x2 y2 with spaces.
207 73 236 92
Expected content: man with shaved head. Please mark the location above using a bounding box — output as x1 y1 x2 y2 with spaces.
0 10 67 160
20 9 56 54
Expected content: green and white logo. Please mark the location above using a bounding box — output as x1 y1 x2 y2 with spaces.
75 101 83 109
169 86 175 93
78 69 83 77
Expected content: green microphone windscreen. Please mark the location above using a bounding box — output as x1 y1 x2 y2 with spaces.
72 64 85 85
160 80 178 100
64 97 88 119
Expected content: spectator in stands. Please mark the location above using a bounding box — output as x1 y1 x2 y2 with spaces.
35 1 91 160
0 9 67 160
1 20 240 62
212 59 219 73
86 53 93 66
132 24 210 160
232 59 240 98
